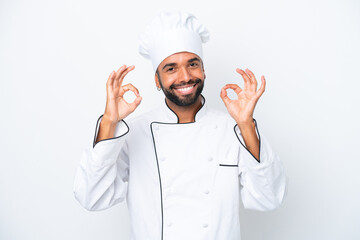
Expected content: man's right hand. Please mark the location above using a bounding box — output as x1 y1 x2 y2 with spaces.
95 65 142 144
103 65 142 123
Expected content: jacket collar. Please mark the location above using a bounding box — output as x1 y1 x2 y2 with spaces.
161 95 207 123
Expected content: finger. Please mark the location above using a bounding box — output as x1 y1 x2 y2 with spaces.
128 96 142 112
114 64 127 80
113 64 127 82
112 65 127 89
107 70 115 85
255 75 266 98
118 65 135 86
236 68 251 89
220 87 231 106
223 84 242 94
245 68 258 91
122 83 140 96
106 70 117 95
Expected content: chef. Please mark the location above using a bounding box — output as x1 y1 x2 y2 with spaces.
74 12 286 240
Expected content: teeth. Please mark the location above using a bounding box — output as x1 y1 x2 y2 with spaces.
177 86 194 92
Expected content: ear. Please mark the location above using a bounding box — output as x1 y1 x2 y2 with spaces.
155 73 160 89
201 62 206 79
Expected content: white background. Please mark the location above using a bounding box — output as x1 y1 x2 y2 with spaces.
1 0 359 239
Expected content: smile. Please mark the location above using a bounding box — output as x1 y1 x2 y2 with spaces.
174 84 196 94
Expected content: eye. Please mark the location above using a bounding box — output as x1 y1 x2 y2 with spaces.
190 62 198 67
166 67 174 72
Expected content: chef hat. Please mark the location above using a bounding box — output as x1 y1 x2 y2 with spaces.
138 12 210 74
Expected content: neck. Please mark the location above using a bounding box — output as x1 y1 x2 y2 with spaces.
165 97 203 123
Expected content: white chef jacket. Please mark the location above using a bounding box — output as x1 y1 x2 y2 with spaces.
73 96 286 240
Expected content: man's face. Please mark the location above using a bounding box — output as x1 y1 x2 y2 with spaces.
155 52 206 107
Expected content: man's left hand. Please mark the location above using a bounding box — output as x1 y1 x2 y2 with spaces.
220 68 265 125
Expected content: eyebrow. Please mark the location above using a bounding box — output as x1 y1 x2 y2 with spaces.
162 63 177 70
188 57 201 63
162 57 201 70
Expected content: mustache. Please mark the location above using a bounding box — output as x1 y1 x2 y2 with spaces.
170 79 202 89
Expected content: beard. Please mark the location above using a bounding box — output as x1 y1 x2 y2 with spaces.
159 78 204 107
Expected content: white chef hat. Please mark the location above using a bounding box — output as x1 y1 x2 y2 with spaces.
138 12 210 74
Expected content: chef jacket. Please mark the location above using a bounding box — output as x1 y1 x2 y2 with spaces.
73 96 286 240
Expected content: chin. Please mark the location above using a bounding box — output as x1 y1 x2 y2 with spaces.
168 89 203 107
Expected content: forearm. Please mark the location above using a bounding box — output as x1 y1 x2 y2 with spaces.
95 116 118 144
74 115 130 211
238 126 286 211
74 144 128 211
237 120 259 161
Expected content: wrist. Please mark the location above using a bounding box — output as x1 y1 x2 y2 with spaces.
236 118 255 127
102 114 120 126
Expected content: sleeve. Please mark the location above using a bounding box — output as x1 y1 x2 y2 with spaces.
73 114 130 211
235 119 287 211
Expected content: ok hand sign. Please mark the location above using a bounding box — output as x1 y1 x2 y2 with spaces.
103 65 142 124
220 68 265 125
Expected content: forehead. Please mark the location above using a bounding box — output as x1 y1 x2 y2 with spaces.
159 52 201 67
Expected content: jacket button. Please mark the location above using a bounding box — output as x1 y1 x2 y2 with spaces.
208 157 213 162
203 223 208 228
167 222 172 227
214 125 217 129
160 157 166 162
204 190 210 195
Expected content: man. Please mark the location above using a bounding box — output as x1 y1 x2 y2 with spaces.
74 12 286 240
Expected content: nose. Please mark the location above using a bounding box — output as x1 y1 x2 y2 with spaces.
178 66 191 82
